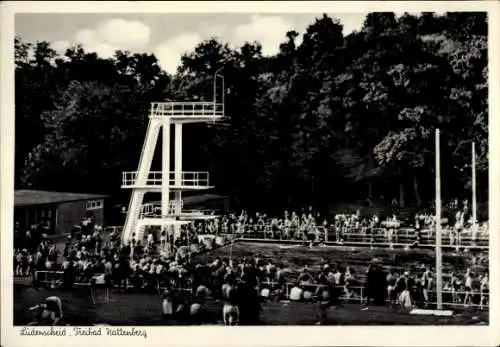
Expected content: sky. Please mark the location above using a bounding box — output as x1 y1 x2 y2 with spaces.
15 13 370 74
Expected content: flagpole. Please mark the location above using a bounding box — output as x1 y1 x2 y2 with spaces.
472 142 477 231
435 129 443 310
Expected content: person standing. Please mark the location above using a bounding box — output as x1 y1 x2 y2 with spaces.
332 267 344 305
237 272 259 325
463 268 474 307
315 273 335 325
62 257 75 291
396 271 413 310
386 270 397 306
222 274 239 325
480 273 489 310
363 264 374 307
421 267 432 307
161 288 174 320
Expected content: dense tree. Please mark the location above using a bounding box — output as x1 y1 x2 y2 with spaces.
17 44 170 198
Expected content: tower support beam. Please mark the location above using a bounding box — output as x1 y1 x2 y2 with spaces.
161 117 171 219
175 123 183 215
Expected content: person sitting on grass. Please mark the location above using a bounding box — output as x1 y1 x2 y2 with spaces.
298 266 313 285
195 283 211 298
289 285 303 301
302 285 314 301
28 296 63 326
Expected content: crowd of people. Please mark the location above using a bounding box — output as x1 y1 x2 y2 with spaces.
14 221 60 278
24 226 489 310
26 250 489 326
14 198 490 326
14 202 489 284
168 203 489 248
14 197 488 280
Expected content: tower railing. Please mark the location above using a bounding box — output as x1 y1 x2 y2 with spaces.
150 102 224 118
141 203 155 216
122 171 210 188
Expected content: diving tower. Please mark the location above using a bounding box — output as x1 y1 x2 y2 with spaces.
121 73 225 245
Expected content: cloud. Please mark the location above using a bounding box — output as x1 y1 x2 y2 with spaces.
154 15 297 73
155 33 202 74
51 14 367 74
96 18 150 51
75 28 100 48
153 14 370 74
67 18 151 59
51 40 71 54
335 13 366 35
232 15 295 56
92 43 116 59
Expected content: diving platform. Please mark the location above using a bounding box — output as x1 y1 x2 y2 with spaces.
150 102 225 123
136 218 191 227
122 171 213 190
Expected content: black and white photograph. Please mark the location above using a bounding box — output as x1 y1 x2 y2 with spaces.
1 1 499 346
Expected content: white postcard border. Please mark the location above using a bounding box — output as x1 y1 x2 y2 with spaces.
1 1 499 347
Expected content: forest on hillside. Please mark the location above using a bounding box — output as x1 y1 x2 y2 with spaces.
15 12 488 213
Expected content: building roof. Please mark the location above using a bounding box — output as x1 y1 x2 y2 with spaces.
15 190 108 207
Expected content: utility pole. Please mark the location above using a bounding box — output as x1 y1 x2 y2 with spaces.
435 129 443 310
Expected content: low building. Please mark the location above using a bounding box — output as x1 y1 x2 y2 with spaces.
14 190 108 234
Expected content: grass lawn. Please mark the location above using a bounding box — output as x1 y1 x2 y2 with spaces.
13 286 488 326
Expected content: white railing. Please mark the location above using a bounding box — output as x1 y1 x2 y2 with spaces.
258 281 489 310
150 102 224 118
30 271 489 311
122 171 210 188
216 225 488 249
169 199 184 213
141 203 155 216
